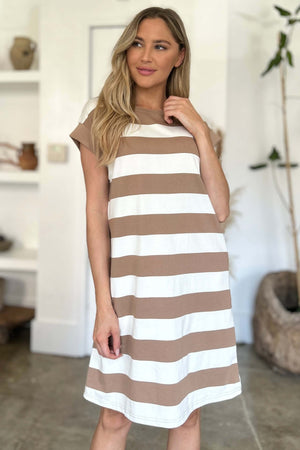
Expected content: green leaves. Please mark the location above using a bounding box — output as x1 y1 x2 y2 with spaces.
275 4 300 17
288 18 300 24
274 5 291 16
277 162 299 168
269 147 281 161
286 50 293 66
249 163 268 170
249 147 298 170
261 50 282 76
279 31 287 48
261 4 299 76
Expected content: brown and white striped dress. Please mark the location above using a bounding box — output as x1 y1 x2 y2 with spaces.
69 97 242 428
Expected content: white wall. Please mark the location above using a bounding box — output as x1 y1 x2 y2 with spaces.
226 0 300 342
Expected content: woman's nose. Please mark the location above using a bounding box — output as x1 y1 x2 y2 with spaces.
141 46 152 61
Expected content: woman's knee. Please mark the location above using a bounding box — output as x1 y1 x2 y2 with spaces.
99 407 132 432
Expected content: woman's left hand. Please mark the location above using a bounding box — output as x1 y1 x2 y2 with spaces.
163 96 209 140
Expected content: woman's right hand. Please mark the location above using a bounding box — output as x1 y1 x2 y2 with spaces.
93 305 122 359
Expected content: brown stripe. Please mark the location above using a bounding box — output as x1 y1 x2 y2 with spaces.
69 110 96 153
111 252 229 277
69 124 92 153
111 290 232 319
109 173 207 199
133 108 220 147
92 328 236 362
86 363 240 406
133 107 176 125
119 135 198 156
109 213 225 237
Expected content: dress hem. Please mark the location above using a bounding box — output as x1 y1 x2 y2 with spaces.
83 383 242 429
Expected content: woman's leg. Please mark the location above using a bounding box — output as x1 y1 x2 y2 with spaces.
166 408 201 450
90 407 132 450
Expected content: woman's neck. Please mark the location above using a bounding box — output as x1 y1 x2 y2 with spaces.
133 87 167 111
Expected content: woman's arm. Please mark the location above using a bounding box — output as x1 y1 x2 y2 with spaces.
162 96 230 223
79 143 122 358
80 143 112 309
194 129 230 223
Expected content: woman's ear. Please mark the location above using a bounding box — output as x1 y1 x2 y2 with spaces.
175 47 185 68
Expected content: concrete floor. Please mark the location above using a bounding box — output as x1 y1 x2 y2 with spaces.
0 326 299 450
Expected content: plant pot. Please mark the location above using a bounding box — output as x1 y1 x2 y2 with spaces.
252 270 300 375
9 36 36 70
18 143 38 170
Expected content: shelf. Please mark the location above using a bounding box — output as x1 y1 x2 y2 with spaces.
0 70 40 83
0 170 40 184
0 247 38 272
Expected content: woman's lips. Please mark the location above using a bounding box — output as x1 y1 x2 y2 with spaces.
137 68 156 76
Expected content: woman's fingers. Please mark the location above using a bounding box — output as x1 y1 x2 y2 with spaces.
95 331 122 359
93 309 122 359
111 329 121 357
99 337 114 358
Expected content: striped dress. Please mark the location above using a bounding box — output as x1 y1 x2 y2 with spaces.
69 97 242 429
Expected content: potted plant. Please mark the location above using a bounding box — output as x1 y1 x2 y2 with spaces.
250 4 300 374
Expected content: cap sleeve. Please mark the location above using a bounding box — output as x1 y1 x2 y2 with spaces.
69 97 98 154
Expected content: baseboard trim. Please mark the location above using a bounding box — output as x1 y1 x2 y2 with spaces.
30 318 87 357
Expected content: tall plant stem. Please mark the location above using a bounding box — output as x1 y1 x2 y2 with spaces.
279 51 300 307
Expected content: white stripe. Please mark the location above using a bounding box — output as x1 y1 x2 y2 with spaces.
84 381 242 428
111 270 230 298
123 123 194 138
117 308 234 340
111 152 199 180
89 346 237 384
111 232 226 257
108 193 215 219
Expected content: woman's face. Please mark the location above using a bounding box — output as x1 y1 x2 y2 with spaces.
126 17 185 93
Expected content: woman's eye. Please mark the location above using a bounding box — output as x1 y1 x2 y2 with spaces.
131 41 166 50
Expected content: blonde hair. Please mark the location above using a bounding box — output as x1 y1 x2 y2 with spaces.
91 7 191 167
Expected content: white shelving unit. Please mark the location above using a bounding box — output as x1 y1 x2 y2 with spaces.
0 70 40 277
0 247 38 272
0 70 40 83
0 170 40 184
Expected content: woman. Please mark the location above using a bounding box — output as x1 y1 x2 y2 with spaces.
70 6 242 449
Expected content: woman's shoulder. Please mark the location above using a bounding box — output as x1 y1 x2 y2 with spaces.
69 97 98 153
78 97 98 125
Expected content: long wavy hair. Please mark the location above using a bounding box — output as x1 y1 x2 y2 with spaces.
91 7 191 168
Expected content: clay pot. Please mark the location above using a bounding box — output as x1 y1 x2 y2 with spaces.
252 271 300 374
18 143 38 170
9 36 37 70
